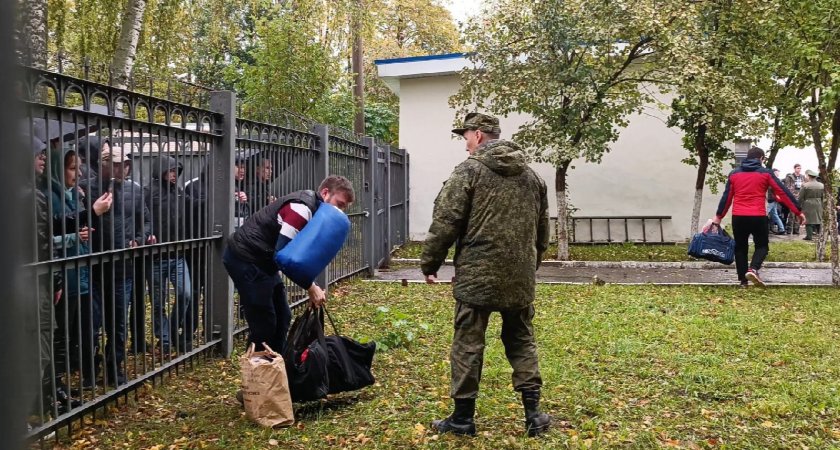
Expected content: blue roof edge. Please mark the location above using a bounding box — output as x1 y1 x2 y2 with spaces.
374 52 467 66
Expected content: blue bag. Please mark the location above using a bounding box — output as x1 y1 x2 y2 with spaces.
688 224 735 265
275 203 351 288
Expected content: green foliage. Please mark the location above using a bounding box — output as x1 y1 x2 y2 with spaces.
452 0 698 167
360 305 430 351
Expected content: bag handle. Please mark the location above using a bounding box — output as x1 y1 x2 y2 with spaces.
322 305 341 336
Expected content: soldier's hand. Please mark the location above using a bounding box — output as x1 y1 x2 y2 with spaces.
425 274 437 284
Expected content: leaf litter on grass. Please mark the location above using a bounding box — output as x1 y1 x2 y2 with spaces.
53 281 840 449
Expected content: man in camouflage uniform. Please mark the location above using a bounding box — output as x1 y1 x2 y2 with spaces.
421 113 552 437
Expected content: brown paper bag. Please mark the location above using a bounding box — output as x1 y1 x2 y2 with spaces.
240 343 295 428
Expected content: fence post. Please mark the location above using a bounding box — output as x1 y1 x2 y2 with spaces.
209 91 236 357
403 148 410 246
384 145 392 266
312 124 330 289
362 137 376 275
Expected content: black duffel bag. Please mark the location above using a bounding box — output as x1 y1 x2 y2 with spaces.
322 308 376 395
284 307 330 403
284 306 376 402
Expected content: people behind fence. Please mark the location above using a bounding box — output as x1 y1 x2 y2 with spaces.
44 146 114 398
421 112 552 437
800 169 824 241
783 163 805 234
223 175 354 355
248 157 277 211
82 144 156 386
767 169 786 235
144 156 200 353
713 147 804 288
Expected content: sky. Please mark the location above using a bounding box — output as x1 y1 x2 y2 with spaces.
444 0 483 25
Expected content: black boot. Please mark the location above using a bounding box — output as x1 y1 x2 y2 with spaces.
431 398 476 436
522 390 551 437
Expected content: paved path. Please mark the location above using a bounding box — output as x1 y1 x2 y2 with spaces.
373 262 834 286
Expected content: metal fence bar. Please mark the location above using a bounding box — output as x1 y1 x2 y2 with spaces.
313 124 329 291
209 91 235 357
19 64 409 443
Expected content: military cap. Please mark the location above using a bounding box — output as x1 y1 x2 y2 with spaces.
452 112 501 136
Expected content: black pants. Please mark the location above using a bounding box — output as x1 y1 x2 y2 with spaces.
732 216 769 282
222 247 291 353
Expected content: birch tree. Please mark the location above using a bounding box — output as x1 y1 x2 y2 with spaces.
111 0 147 89
452 0 699 259
17 0 48 68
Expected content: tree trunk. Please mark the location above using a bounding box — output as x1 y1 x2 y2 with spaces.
110 0 147 89
351 0 364 134
766 106 783 168
826 101 840 285
555 161 571 260
16 0 48 68
690 124 709 236
827 190 839 286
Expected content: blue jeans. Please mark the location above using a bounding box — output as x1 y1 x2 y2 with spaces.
768 202 785 232
222 247 291 353
149 257 192 350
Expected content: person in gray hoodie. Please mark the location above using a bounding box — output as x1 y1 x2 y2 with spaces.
143 155 198 353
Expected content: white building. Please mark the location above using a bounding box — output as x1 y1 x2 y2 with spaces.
377 53 732 243
376 53 836 243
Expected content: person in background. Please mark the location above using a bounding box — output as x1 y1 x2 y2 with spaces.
43 147 111 390
767 169 786 235
712 147 804 287
799 169 824 241
144 156 198 353
248 157 276 211
82 145 155 386
783 164 805 234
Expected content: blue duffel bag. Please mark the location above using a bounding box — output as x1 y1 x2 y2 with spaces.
688 223 735 265
275 202 351 288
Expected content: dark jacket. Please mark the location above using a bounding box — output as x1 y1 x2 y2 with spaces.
420 140 550 309
184 164 249 233
144 156 198 248
77 136 106 179
44 147 91 296
248 179 274 212
717 159 801 218
227 190 320 273
82 175 152 254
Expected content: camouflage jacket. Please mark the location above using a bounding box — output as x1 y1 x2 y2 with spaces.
420 140 549 309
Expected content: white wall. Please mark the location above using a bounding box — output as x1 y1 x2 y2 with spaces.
399 74 723 242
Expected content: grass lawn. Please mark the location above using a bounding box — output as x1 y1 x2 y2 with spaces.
55 282 840 449
391 240 822 263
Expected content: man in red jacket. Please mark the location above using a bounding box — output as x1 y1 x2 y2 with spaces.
712 147 805 287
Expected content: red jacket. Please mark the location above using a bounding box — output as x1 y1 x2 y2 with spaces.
716 158 801 218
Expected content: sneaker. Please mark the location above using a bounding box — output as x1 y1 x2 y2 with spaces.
738 281 748 289
746 269 765 287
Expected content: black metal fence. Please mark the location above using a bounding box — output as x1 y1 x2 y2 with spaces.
19 65 408 441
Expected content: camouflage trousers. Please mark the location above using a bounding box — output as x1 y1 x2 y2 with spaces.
450 301 543 399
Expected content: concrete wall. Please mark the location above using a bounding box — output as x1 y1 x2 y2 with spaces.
399 74 724 242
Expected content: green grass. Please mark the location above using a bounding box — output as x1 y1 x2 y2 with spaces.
392 240 822 262
60 282 840 449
